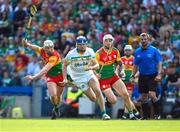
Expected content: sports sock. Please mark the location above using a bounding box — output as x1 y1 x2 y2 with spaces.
152 100 160 115
129 111 134 118
101 109 106 115
141 101 149 119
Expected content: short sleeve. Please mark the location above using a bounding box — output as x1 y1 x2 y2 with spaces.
116 50 121 61
155 49 162 62
133 51 138 65
37 47 42 54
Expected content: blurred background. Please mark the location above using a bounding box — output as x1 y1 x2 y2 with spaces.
0 0 179 119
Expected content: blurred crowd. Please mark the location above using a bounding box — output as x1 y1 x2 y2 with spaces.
0 0 179 118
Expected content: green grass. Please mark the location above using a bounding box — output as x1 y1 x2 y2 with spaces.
0 119 180 132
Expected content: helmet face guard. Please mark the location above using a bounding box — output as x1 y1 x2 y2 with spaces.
43 40 54 48
76 36 88 52
103 34 114 43
76 36 87 45
103 34 114 50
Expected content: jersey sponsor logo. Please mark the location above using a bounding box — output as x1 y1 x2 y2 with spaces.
74 61 88 67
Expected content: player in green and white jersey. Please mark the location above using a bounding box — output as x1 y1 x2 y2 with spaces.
63 36 110 120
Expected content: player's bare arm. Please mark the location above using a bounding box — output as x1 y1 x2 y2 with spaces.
25 55 57 81
116 61 125 77
84 58 99 71
22 39 41 52
25 63 54 81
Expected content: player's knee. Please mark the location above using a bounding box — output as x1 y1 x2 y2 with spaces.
89 95 97 102
109 98 117 104
121 92 130 100
93 89 101 96
50 93 56 97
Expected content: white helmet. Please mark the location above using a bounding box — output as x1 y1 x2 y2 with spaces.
124 45 133 50
103 34 114 43
43 40 54 48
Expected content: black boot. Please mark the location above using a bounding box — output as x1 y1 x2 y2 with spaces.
51 107 59 120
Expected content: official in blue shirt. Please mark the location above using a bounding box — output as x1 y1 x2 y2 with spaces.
132 33 162 120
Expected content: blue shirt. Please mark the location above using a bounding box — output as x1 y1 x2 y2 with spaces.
134 45 162 75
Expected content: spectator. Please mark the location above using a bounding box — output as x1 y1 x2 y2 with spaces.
0 12 11 36
166 62 180 88
2 71 12 87
59 86 83 117
26 54 40 75
159 16 174 41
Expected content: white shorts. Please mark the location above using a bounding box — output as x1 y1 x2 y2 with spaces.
73 73 96 91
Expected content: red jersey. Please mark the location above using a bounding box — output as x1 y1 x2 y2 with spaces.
39 48 62 76
96 47 121 79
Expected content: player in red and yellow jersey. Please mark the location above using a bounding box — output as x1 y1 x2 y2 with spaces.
121 45 134 91
22 39 64 119
96 34 139 120
121 45 140 119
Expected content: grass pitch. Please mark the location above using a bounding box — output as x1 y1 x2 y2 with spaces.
0 119 180 132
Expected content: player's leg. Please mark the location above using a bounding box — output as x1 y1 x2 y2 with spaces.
47 82 63 119
103 88 117 104
47 82 59 105
122 83 140 119
88 76 111 120
122 89 131 119
128 90 140 117
112 79 138 119
83 87 97 102
56 83 64 106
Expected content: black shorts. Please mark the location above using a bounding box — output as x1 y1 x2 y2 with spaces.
138 73 158 94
